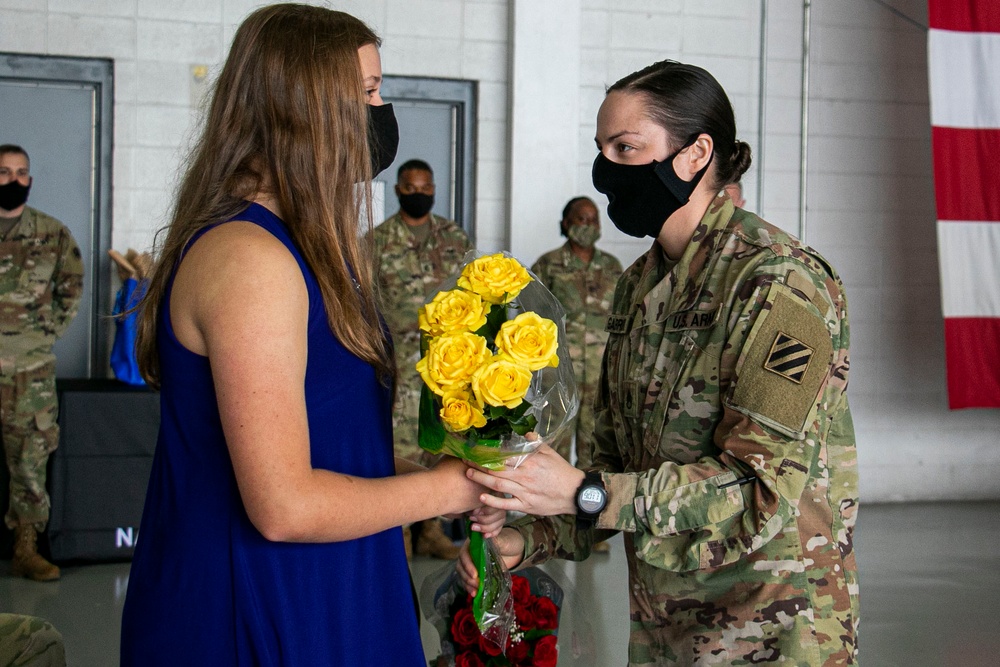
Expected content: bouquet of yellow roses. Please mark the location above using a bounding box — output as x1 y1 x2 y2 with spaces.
416 251 578 649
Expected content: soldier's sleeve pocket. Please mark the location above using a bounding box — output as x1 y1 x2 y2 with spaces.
725 282 834 440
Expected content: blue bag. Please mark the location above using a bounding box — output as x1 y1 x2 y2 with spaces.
110 277 148 386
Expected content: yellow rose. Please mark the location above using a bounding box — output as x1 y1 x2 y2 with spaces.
415 332 492 396
471 354 532 409
457 253 533 305
439 388 487 432
418 289 490 336
495 312 560 371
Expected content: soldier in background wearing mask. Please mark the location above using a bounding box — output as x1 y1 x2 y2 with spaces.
371 158 472 560
0 144 83 582
531 197 622 553
530 197 622 518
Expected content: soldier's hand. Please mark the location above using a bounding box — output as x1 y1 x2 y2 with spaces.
457 527 524 596
465 443 585 517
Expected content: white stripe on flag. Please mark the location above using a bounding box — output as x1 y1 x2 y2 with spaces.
929 29 1000 128
937 221 1000 317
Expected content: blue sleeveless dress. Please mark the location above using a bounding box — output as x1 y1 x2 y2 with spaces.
120 203 424 666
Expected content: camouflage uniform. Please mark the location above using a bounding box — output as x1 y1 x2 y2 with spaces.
530 243 622 465
0 206 83 531
513 197 859 665
0 614 66 666
371 212 471 465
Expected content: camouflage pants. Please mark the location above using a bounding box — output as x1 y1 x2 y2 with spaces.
393 363 437 468
0 614 66 667
550 377 598 467
1 362 59 531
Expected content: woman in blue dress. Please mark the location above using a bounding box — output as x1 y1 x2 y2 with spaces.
119 5 501 665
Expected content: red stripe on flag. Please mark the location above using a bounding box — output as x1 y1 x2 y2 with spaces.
944 318 1000 408
929 0 1000 33
931 127 1000 223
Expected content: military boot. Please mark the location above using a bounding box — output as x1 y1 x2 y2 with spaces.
11 526 60 582
414 519 460 560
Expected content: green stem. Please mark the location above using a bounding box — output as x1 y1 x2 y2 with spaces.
468 519 487 621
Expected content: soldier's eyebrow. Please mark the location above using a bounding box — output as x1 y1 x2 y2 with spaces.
595 130 641 148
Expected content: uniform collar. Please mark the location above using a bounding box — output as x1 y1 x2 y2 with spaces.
2 206 37 240
634 197 735 324
558 241 602 268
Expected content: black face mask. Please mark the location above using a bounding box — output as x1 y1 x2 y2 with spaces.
0 179 31 212
591 137 712 239
398 192 434 219
367 103 399 177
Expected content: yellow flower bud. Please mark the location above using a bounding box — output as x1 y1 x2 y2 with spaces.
440 388 488 432
471 354 533 409
418 289 490 336
495 312 560 371
416 332 492 396
457 253 533 305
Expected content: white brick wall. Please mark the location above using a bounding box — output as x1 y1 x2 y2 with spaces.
2 0 996 501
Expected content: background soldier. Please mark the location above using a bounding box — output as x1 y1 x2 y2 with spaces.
0 144 84 581
531 197 622 466
531 196 622 552
371 158 472 559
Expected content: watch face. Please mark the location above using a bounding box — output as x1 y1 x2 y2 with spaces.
579 485 606 513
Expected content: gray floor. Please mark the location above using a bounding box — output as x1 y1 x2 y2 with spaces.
2 502 999 666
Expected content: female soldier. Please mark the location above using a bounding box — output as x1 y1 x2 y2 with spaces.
120 6 500 665
465 60 858 666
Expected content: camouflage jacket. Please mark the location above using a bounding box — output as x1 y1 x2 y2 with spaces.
370 212 472 379
514 197 858 665
531 242 622 401
0 206 84 375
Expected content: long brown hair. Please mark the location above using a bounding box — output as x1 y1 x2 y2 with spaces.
136 4 394 387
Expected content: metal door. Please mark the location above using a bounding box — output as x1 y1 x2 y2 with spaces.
376 77 477 241
0 54 114 378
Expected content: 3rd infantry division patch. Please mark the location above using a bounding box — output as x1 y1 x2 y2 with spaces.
764 332 814 384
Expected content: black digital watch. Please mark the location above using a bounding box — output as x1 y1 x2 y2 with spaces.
574 471 607 527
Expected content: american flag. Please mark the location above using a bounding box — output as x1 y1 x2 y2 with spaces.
929 0 1000 408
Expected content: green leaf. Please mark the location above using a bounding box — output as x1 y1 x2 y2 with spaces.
417 385 446 454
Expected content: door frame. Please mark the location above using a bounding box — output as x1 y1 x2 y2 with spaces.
381 76 477 240
0 52 114 378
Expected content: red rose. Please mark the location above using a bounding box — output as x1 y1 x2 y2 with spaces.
531 634 558 667
531 596 559 631
510 574 532 607
506 637 530 664
515 601 537 631
478 632 504 656
455 651 485 667
451 607 481 648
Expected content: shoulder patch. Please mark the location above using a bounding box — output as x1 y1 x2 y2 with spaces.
764 332 814 383
729 283 834 438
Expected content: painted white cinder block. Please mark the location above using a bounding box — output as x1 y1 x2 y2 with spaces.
460 39 507 82
48 14 136 59
463 1 506 42
136 19 222 62
137 0 221 23
135 61 191 106
385 0 462 39
1 10 47 52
